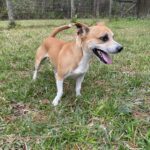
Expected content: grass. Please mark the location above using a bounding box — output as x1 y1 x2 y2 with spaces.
0 19 150 149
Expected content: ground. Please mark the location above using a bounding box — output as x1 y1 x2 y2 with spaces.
0 19 150 149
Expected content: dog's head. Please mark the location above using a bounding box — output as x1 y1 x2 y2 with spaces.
74 22 123 64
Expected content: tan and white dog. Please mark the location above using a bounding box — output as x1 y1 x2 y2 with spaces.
33 22 123 106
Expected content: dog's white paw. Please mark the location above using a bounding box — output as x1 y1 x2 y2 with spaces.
33 71 37 80
76 92 81 97
76 94 81 97
52 100 59 106
32 77 36 81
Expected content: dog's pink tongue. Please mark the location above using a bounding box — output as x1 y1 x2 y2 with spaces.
101 52 112 64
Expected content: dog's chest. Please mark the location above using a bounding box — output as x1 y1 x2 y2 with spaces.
69 53 91 77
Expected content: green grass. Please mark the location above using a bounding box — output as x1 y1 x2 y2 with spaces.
0 19 150 149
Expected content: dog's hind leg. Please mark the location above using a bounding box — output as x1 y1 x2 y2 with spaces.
33 46 48 80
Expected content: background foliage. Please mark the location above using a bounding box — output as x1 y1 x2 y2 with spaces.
1 0 150 20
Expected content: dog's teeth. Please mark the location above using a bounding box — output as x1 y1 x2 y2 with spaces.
99 51 102 57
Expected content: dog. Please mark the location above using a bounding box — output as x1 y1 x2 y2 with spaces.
33 22 123 106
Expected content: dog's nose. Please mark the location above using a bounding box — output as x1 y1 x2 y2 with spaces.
117 46 123 52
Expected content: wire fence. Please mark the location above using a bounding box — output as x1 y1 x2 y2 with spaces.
0 0 150 21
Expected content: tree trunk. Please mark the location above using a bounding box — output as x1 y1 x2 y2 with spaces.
71 0 75 18
42 1 45 14
109 0 113 18
120 2 124 17
137 0 150 18
6 0 15 26
93 0 100 18
96 0 100 17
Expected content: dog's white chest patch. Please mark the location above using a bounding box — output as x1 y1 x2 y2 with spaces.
68 52 91 77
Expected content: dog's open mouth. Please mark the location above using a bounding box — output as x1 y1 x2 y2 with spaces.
92 48 112 64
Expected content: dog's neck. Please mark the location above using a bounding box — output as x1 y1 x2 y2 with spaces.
75 37 92 59
73 39 92 67
80 46 92 65
72 46 92 75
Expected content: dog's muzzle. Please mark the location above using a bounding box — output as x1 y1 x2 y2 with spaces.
92 48 112 64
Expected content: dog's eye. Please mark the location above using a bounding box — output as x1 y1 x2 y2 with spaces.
99 35 109 42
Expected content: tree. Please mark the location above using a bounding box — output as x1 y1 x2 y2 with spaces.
71 0 75 18
93 0 100 17
6 0 15 26
109 0 113 18
137 0 150 18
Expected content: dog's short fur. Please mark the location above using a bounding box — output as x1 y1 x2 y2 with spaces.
33 22 123 106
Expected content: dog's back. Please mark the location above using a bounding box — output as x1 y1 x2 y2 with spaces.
33 24 73 80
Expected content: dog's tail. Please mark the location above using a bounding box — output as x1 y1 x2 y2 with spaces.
50 24 73 37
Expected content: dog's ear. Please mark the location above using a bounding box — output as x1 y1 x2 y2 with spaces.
74 22 89 36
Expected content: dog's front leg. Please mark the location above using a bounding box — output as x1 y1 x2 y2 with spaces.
76 74 85 96
52 79 63 106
